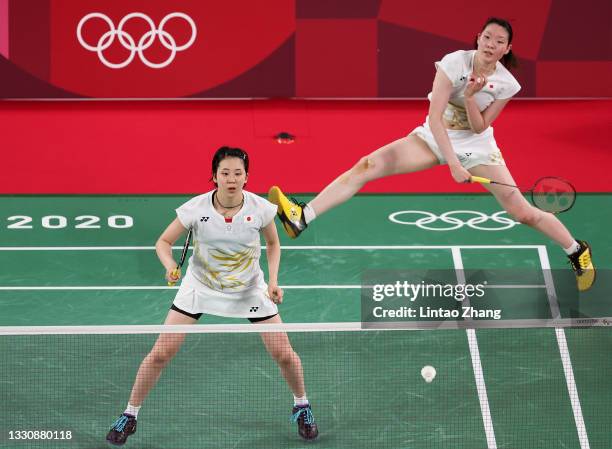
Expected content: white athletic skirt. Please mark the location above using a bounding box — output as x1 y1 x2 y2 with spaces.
410 119 505 170
173 267 279 318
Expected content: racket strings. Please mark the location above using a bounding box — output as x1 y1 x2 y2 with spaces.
531 177 575 213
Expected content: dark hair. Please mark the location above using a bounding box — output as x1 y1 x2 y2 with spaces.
473 17 518 70
210 146 249 185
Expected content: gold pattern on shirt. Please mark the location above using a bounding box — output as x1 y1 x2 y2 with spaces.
443 102 470 129
193 241 255 290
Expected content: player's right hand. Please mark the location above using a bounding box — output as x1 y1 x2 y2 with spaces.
166 267 181 284
449 164 472 184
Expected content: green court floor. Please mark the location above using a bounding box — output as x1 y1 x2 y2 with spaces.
0 194 610 449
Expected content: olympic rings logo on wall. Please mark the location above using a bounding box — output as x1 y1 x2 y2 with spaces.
388 210 519 231
76 12 197 69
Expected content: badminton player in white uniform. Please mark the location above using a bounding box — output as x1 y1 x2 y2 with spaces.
107 147 318 446
269 17 595 291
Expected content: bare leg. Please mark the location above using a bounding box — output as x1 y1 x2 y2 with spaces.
309 136 439 217
128 310 197 406
469 164 575 248
255 314 305 397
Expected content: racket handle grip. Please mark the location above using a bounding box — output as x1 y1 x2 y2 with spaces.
470 176 491 184
167 267 180 287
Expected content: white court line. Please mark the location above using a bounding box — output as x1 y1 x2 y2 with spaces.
452 247 497 449
0 245 546 251
537 247 561 319
0 243 547 292
555 328 590 449
539 248 590 449
0 284 546 291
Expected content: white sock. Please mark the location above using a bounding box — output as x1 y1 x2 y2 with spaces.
303 204 316 224
124 404 141 418
563 241 581 255
293 395 309 406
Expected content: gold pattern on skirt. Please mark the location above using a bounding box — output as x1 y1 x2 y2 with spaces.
489 151 504 164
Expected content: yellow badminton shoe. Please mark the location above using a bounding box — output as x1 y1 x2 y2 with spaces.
567 240 596 292
268 186 307 239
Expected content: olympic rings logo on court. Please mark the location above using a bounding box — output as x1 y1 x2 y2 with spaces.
388 210 519 231
77 12 197 69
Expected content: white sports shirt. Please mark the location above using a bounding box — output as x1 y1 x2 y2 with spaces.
428 50 521 128
176 190 277 293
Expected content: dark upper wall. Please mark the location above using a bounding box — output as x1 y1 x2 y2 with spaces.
1 0 610 98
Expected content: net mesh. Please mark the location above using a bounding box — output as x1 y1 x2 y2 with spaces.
0 324 609 449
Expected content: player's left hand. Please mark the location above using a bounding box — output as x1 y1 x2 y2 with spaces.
465 73 487 97
267 283 284 304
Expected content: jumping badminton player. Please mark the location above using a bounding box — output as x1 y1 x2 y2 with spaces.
106 147 318 445
269 17 595 291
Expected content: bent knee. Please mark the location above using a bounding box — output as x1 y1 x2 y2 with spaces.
509 205 541 226
341 155 385 184
271 349 300 367
148 348 179 366
355 155 376 172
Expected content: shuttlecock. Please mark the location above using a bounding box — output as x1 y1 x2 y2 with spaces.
421 365 436 383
